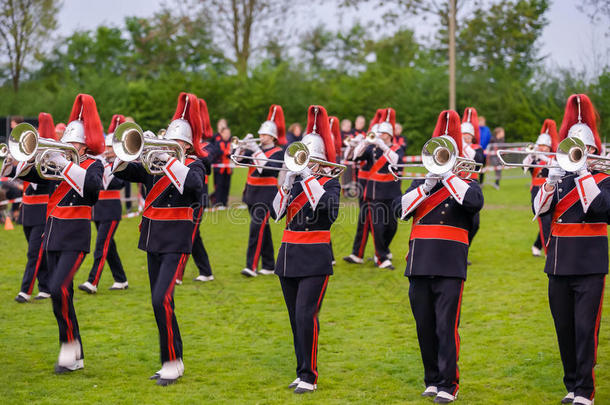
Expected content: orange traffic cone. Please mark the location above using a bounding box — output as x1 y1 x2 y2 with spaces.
4 216 14 230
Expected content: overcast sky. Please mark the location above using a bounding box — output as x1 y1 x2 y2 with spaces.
55 0 607 72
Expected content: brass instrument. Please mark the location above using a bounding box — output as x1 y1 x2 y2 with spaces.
0 143 9 175
8 123 80 180
366 131 377 142
112 122 184 175
389 135 482 180
231 135 262 150
230 141 346 178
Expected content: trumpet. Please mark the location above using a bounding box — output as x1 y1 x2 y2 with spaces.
389 135 482 180
365 131 377 142
231 141 346 178
113 122 184 175
343 134 364 148
8 123 80 180
497 137 610 173
231 135 262 150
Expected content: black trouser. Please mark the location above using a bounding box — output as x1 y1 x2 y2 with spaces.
47 250 86 352
469 212 480 245
87 221 126 285
124 182 132 210
20 224 49 295
368 199 397 262
351 198 371 258
408 277 464 396
246 203 274 270
279 275 330 385
548 274 606 400
147 252 187 363
177 224 212 279
533 215 552 252
212 170 231 206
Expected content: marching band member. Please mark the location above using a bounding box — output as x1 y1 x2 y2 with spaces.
18 94 105 373
525 119 558 257
236 105 285 277
272 105 340 394
211 124 232 208
350 108 404 269
113 92 205 385
11 113 54 303
176 98 218 283
533 94 608 405
395 110 484 403
343 109 383 264
78 114 128 293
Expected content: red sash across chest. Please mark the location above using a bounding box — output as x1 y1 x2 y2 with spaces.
246 147 281 187
46 159 95 220
286 176 331 224
22 181 49 205
368 145 399 183
551 173 608 238
142 158 195 222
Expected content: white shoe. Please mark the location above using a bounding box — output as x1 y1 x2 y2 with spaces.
573 396 593 405
194 275 214 282
378 259 395 270
343 254 364 264
288 378 301 389
78 281 97 294
531 245 542 257
258 269 275 275
422 386 438 397
55 341 84 373
332 260 336 265
561 392 575 404
387 252 393 259
109 281 129 290
175 279 183 285
15 292 31 303
294 380 316 394
35 292 51 300
241 268 257 277
156 359 184 386
435 390 458 403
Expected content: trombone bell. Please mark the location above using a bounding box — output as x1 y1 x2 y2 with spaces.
422 136 457 175
556 137 586 172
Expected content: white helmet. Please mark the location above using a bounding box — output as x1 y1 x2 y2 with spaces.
535 133 552 147
377 121 393 136
165 119 193 145
370 123 380 135
461 122 475 136
105 133 113 147
62 120 86 144
258 120 278 138
301 133 326 160
568 122 596 150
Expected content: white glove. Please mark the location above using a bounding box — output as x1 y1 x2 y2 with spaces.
422 172 439 193
157 152 171 163
299 166 313 179
48 151 69 170
546 167 565 187
576 167 590 177
522 154 534 166
375 137 389 151
244 141 260 153
282 170 299 192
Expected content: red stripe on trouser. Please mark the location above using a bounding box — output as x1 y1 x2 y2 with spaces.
537 218 547 254
453 281 464 396
177 210 203 281
62 253 85 342
357 206 370 258
165 254 187 361
591 276 606 400
93 221 118 285
312 275 330 384
27 241 45 295
250 211 270 270
366 201 380 263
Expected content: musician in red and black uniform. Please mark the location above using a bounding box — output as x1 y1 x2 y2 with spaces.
343 109 383 264
176 97 218 283
113 92 205 386
271 105 340 394
236 105 286 277
79 115 128 294
350 108 404 269
211 124 232 207
533 94 608 405
11 113 55 303
395 110 483 403
525 119 558 257
17 94 105 373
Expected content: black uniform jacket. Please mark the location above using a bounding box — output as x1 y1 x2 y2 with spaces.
240 145 283 208
537 171 610 276
199 142 221 208
93 170 124 222
114 158 205 254
272 176 340 278
356 144 404 201
21 158 104 252
6 166 54 227
396 178 483 279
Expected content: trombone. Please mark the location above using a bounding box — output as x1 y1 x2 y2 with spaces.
8 123 80 181
389 135 482 180
231 141 346 178
112 122 185 175
0 143 9 175
497 137 610 173
231 135 262 150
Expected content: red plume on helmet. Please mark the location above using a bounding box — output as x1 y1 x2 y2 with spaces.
68 94 105 155
558 93 601 152
107 114 126 134
380 107 396 135
198 98 213 139
540 119 559 152
432 110 463 156
268 104 286 145
305 105 335 163
462 107 480 144
38 112 57 140
328 116 342 159
368 109 384 132
171 92 203 157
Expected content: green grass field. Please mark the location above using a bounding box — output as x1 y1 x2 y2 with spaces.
0 169 608 404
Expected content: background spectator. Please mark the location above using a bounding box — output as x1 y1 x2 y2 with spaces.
10 115 24 129
488 127 505 189
353 115 366 136
212 126 233 207
479 116 492 149
286 122 302 144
